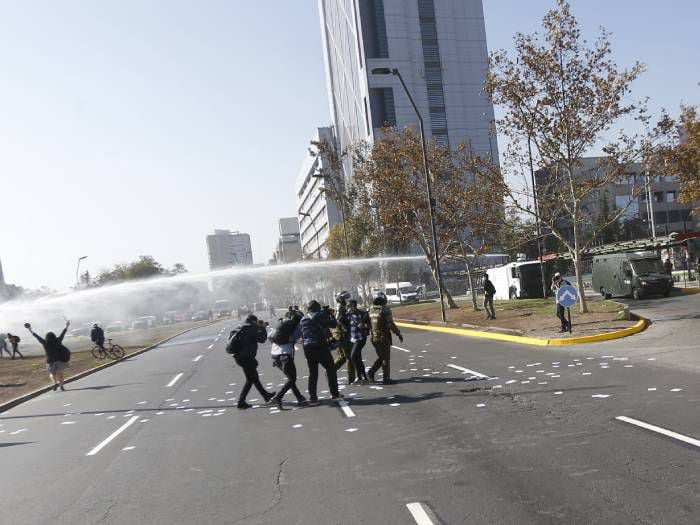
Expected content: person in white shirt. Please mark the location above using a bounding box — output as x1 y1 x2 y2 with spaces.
267 314 307 409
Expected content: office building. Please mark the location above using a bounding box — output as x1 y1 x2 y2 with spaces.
296 126 343 259
206 230 253 270
274 217 303 264
318 0 498 179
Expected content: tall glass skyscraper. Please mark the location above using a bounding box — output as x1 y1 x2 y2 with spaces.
318 0 498 175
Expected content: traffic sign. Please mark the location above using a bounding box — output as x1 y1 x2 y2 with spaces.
556 285 578 307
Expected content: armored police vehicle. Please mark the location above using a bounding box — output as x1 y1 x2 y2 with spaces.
592 252 673 300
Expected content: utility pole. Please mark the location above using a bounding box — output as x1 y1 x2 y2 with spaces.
527 135 548 298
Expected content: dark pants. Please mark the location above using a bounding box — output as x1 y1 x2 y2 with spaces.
11 343 23 359
556 304 569 330
483 295 496 319
369 341 391 383
272 355 305 402
333 340 355 383
350 339 368 381
303 344 339 401
234 357 270 402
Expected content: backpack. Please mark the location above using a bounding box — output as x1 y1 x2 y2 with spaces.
272 319 296 345
59 345 71 362
369 305 388 344
226 328 247 356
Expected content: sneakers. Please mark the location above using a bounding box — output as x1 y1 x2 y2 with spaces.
263 391 277 403
237 401 252 409
307 398 320 407
367 370 376 383
52 384 58 391
272 398 283 410
331 393 344 400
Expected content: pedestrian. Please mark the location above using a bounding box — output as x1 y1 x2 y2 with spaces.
300 299 342 405
7 333 23 359
347 299 369 383
268 304 276 319
227 314 276 409
483 273 497 320
267 314 307 409
0 333 11 358
332 291 355 384
25 320 71 391
550 272 571 333
664 257 673 275
367 292 403 385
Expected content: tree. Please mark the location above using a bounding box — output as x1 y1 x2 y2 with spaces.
96 255 166 285
170 263 188 275
474 0 648 313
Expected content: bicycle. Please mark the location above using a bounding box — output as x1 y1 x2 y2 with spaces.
91 338 125 360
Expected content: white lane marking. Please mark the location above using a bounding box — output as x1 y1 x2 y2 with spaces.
193 355 203 362
122 446 135 451
616 416 700 448
446 364 489 379
392 345 411 353
86 416 139 456
406 502 437 525
166 373 184 387
10 428 27 435
337 400 355 418
207 344 214 350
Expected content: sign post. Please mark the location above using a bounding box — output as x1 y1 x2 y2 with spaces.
556 284 579 334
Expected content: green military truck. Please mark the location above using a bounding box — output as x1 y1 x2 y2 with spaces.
592 252 674 300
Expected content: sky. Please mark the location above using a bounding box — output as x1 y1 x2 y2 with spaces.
2 0 698 291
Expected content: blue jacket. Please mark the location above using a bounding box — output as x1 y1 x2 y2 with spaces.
301 311 336 347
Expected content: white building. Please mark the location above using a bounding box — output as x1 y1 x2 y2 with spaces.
206 230 253 270
274 217 303 264
318 0 498 177
296 127 343 259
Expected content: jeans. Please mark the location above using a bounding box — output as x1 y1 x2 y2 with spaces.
272 355 305 401
303 344 339 400
234 357 270 402
10 343 23 359
333 340 355 383
350 339 368 381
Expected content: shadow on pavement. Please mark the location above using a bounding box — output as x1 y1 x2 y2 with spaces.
0 442 35 448
0 383 27 388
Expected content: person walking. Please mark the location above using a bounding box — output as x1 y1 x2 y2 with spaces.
25 320 71 391
300 299 341 405
227 314 276 409
347 300 369 383
7 333 23 359
267 315 307 409
483 273 497 320
367 292 403 385
332 291 355 384
550 272 571 333
0 333 11 358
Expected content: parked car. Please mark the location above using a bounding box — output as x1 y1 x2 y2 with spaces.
191 310 209 321
131 318 149 330
214 300 232 318
253 301 266 312
106 321 127 333
384 282 419 304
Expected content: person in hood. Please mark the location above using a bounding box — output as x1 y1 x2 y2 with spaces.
300 300 341 405
230 314 275 409
25 320 71 391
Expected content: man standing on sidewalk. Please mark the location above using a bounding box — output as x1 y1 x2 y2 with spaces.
551 272 571 333
483 273 497 320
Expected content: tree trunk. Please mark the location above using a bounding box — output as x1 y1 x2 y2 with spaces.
465 260 479 311
427 258 458 309
572 221 589 313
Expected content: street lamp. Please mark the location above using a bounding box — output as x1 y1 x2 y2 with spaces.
299 212 321 260
75 255 88 290
371 67 447 322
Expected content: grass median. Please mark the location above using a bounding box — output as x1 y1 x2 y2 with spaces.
0 320 216 406
391 296 635 340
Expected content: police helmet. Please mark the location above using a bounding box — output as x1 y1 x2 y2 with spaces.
306 300 321 313
373 291 387 306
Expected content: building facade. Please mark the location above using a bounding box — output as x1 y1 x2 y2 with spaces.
296 127 343 259
206 230 253 270
318 0 498 178
274 217 303 264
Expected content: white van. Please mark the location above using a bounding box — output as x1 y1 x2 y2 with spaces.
384 282 419 303
488 262 546 300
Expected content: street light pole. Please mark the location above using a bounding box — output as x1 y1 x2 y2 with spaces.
75 255 88 290
372 67 447 323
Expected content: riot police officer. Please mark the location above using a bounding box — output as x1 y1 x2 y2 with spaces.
367 292 403 385
332 291 355 384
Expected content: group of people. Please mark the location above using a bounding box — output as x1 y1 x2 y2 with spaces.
227 291 403 410
0 332 23 359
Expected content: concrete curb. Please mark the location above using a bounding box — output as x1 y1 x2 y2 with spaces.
395 316 649 347
0 321 222 414
680 287 700 295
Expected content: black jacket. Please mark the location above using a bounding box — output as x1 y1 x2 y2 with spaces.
232 323 267 360
31 328 68 363
91 326 105 345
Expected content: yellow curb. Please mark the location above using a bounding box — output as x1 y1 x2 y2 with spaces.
395 317 648 347
680 287 700 295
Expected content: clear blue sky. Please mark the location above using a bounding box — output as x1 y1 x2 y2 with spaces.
2 0 698 290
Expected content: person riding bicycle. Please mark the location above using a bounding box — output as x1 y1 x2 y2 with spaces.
90 324 105 352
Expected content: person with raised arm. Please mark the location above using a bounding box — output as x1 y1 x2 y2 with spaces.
24 319 72 391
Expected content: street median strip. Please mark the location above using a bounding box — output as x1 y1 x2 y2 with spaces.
395 317 648 347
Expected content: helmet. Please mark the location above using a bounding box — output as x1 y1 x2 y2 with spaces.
336 291 351 304
373 291 387 306
306 300 321 313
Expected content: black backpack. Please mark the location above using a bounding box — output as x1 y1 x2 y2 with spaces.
271 319 296 345
226 328 246 356
59 344 71 362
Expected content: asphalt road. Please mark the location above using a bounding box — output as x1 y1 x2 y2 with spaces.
1 297 698 524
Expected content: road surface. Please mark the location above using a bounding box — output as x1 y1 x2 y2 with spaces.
1 296 698 524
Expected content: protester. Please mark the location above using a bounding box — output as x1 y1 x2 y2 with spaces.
301 299 341 404
664 257 673 275
90 323 106 353
227 314 275 409
332 291 355 384
483 273 497 320
347 299 369 384
550 272 572 332
368 292 403 384
267 314 307 409
25 320 71 391
7 333 23 359
285 306 294 320
0 333 11 358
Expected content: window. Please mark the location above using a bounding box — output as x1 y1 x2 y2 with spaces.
359 0 389 59
666 191 677 202
653 191 664 203
369 87 396 128
363 97 370 135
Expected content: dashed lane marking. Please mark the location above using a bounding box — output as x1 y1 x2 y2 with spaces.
166 373 184 387
392 345 412 353
337 400 356 418
193 355 203 362
616 416 700 449
86 416 139 456
406 502 439 525
207 344 214 350
446 364 489 379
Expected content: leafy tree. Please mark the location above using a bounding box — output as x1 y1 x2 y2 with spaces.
96 255 165 285
473 0 649 313
170 263 188 275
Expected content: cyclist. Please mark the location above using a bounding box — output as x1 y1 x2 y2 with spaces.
90 323 106 354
